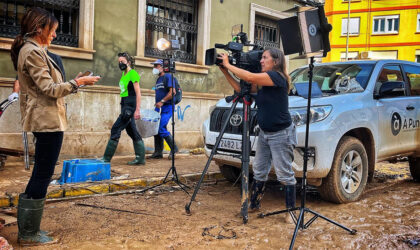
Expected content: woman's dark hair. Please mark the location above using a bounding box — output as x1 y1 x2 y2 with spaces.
10 7 58 70
265 48 291 92
118 51 135 68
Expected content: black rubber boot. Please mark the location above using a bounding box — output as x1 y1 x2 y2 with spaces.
147 136 163 159
128 140 145 165
17 194 56 246
249 180 266 212
285 184 296 209
164 135 178 160
101 139 118 162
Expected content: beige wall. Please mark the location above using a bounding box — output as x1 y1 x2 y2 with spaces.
0 79 223 158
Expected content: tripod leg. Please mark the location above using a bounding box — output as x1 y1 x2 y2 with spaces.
23 132 30 170
185 101 239 214
240 99 251 224
289 208 305 250
306 208 357 234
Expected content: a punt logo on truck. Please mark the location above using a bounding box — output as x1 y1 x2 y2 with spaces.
391 112 402 136
391 112 420 136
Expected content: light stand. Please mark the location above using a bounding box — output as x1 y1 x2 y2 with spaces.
257 57 356 249
142 39 189 194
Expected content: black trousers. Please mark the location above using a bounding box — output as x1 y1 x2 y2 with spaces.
24 132 63 199
110 97 142 142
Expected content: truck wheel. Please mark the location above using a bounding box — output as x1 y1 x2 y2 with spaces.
409 157 420 182
318 136 368 203
218 164 241 183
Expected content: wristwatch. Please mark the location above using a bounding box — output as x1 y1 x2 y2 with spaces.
160 99 165 103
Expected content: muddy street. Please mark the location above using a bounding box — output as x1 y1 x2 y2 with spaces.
1 160 419 249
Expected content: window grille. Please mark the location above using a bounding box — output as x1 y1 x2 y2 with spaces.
0 0 79 47
254 15 280 49
145 0 198 64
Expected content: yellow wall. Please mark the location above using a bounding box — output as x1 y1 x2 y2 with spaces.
324 0 420 62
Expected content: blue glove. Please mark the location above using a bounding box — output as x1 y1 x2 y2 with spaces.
8 92 18 102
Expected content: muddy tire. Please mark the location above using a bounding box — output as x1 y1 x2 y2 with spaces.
218 164 241 183
409 157 420 182
318 136 368 204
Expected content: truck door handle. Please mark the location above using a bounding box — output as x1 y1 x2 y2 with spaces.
406 105 415 111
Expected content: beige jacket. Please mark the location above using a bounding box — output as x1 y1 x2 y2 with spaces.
17 38 78 132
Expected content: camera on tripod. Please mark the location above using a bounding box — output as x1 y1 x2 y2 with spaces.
205 24 264 73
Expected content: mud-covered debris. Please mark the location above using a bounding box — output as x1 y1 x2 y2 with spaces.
202 225 237 239
190 148 205 155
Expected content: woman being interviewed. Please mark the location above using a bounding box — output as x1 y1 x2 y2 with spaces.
10 7 100 245
218 48 297 222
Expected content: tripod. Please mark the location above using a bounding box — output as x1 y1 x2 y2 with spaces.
142 67 189 195
257 57 356 249
185 80 253 224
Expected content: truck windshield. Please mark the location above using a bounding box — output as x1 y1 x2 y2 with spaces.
291 63 375 95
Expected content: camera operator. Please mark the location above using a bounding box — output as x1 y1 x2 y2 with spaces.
217 48 297 223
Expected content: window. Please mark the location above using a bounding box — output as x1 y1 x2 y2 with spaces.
145 0 198 64
0 1 79 47
340 51 359 60
254 15 280 49
370 51 398 60
0 0 94 60
341 17 360 36
403 64 420 96
248 4 288 66
136 0 210 74
374 65 405 97
372 15 399 34
417 13 420 32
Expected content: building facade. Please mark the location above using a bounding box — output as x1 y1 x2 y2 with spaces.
0 0 303 157
324 0 420 62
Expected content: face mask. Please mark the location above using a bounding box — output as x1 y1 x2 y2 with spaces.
152 68 160 75
119 62 127 71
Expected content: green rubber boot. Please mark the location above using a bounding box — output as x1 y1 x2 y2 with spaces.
128 140 145 165
17 194 57 246
101 139 118 162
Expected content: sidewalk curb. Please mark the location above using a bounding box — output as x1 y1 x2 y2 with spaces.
0 171 224 208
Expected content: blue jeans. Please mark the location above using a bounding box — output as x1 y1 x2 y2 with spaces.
253 124 297 185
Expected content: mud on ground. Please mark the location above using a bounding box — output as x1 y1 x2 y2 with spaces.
0 159 419 249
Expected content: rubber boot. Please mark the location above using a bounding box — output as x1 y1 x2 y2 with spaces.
164 135 178 160
127 140 146 165
249 180 266 212
17 194 57 246
147 136 163 159
101 139 118 162
284 184 296 224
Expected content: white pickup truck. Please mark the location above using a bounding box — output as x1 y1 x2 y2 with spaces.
202 60 420 203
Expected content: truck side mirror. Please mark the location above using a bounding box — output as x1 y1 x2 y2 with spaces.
377 81 405 98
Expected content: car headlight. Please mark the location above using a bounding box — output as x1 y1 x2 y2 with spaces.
290 105 332 126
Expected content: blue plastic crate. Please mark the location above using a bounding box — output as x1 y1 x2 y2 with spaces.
59 159 111 184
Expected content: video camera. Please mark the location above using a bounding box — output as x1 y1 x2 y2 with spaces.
205 24 263 73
